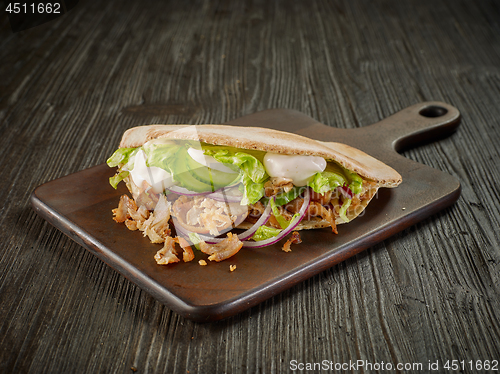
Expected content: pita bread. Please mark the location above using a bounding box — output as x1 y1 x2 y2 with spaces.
118 124 402 229
119 124 401 187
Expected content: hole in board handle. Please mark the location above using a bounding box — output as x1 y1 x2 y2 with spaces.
419 105 448 118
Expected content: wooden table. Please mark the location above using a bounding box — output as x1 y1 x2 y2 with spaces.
1 0 499 372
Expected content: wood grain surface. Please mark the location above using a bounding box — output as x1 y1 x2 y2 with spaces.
1 0 499 372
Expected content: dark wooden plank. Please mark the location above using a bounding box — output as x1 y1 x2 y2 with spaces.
1 0 500 372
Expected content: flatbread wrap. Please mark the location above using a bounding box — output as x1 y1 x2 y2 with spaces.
107 124 402 264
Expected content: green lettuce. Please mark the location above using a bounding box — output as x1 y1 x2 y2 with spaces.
261 186 301 206
203 147 268 183
107 148 137 188
308 171 345 194
308 160 363 196
188 232 202 250
106 147 136 167
239 174 265 205
204 146 269 205
142 142 182 173
338 198 352 222
109 170 129 189
344 169 363 194
270 198 299 229
251 225 282 241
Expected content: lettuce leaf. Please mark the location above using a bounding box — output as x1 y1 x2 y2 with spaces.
344 169 363 194
308 171 345 194
188 233 202 250
251 225 282 241
308 161 363 196
107 147 136 167
338 198 352 223
203 147 268 184
240 174 265 205
204 147 269 205
109 170 129 189
142 143 181 172
261 186 302 206
270 198 300 229
107 148 137 188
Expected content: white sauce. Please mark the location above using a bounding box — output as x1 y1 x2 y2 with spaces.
187 147 237 174
263 153 326 186
129 150 175 193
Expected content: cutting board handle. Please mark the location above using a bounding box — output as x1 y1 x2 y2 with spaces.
367 101 461 152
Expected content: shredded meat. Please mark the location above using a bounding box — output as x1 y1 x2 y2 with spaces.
264 177 294 197
199 232 243 262
154 236 194 264
327 210 338 234
248 200 266 219
330 196 340 215
360 181 378 201
310 190 333 205
114 194 177 245
114 176 381 268
266 216 281 229
172 195 248 236
307 202 338 234
177 237 195 262
243 180 378 235
280 197 337 234
331 180 378 220
283 197 304 214
124 219 138 231
140 195 172 243
154 237 180 264
282 231 302 252
125 178 159 211
129 205 149 223
266 204 294 229
350 195 361 211
112 195 137 223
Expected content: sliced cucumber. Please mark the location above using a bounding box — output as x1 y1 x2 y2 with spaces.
171 152 214 192
185 149 240 190
185 151 213 185
211 169 240 189
170 146 241 192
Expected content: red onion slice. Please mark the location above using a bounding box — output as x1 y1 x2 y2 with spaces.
167 184 243 201
171 219 218 245
167 185 212 196
172 219 204 238
205 186 243 203
237 196 274 240
241 188 311 248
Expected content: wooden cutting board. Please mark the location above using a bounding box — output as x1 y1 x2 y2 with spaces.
30 101 461 322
